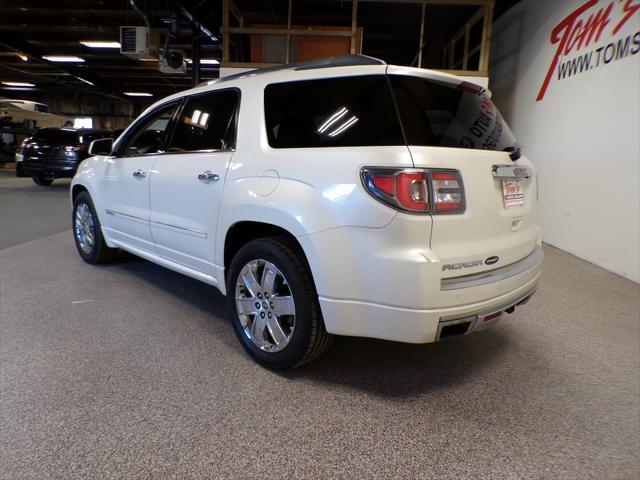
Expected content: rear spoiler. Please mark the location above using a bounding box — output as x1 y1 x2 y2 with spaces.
458 80 492 98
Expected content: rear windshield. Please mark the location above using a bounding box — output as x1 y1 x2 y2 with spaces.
264 75 404 148
32 129 78 145
78 132 109 144
264 74 516 151
389 75 517 151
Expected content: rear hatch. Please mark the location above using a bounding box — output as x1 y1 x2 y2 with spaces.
388 69 539 278
23 128 81 168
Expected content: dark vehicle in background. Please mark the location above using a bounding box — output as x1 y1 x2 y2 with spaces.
0 127 18 164
18 128 111 185
111 128 125 139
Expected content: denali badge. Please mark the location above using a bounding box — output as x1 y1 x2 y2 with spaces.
485 256 499 265
442 256 499 271
442 260 483 271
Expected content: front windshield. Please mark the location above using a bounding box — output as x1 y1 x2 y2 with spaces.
389 75 517 151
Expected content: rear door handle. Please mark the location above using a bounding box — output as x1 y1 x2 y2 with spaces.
132 169 146 178
198 171 219 182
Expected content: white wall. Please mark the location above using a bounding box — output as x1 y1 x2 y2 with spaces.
490 0 640 283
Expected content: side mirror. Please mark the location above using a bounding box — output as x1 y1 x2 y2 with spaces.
88 138 113 156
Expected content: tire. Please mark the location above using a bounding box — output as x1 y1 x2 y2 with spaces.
72 191 118 264
227 237 332 369
32 175 53 186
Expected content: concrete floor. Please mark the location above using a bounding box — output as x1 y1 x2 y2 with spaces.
0 169 72 249
1 173 639 479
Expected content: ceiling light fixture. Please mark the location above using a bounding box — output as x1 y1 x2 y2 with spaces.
1 87 36 91
42 55 85 63
2 81 35 87
80 41 121 49
76 77 95 86
124 92 153 97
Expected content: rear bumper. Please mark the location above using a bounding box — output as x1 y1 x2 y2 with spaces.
21 164 77 178
299 211 543 343
318 269 540 343
436 282 536 340
440 247 543 291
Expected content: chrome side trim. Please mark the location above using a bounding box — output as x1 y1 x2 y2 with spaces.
106 210 208 238
150 220 208 239
161 148 235 156
105 209 147 222
441 247 543 291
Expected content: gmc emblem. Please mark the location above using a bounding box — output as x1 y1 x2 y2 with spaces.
485 256 499 265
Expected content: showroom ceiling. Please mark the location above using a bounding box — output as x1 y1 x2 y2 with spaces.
0 0 222 100
0 0 520 101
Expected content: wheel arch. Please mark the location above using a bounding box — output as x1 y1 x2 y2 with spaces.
71 183 88 201
70 181 115 248
223 221 311 282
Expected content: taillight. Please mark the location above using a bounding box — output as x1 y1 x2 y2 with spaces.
372 176 394 196
361 168 465 215
396 171 429 212
431 170 465 213
362 169 429 213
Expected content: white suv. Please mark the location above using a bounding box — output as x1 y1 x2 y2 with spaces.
71 55 542 369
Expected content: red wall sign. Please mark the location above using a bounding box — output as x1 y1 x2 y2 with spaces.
536 0 640 101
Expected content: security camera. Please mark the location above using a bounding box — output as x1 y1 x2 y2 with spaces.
166 50 183 69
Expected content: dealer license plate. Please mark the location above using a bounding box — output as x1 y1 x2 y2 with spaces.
502 179 524 208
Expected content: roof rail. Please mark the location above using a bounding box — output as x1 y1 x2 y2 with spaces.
292 54 385 70
203 54 386 86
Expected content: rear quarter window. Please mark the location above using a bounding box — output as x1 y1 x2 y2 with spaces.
264 75 404 148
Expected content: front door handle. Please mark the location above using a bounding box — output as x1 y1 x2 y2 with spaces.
198 171 219 182
132 169 146 178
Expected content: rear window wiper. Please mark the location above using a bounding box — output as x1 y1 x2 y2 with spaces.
503 144 522 161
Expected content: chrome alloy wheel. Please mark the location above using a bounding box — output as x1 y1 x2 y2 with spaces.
74 202 95 254
235 259 296 353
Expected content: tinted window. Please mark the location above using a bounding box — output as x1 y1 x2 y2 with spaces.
389 75 517 151
168 90 238 152
264 75 404 148
1 131 16 145
33 129 78 145
121 102 178 157
78 131 110 144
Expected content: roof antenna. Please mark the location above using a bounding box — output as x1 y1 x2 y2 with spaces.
410 40 427 68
